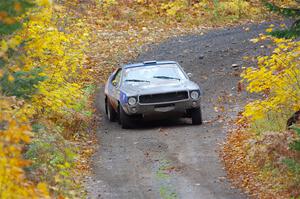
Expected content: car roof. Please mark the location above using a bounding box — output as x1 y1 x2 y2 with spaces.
122 61 178 69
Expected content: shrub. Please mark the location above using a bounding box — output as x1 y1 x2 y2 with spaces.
242 37 300 123
0 67 46 99
25 124 77 197
0 97 49 198
217 0 250 18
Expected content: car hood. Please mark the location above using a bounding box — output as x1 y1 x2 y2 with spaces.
121 79 199 96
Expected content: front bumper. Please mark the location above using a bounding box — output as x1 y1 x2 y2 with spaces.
123 98 201 116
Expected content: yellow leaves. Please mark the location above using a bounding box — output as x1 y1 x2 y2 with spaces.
0 96 49 198
250 38 259 43
257 56 266 64
242 37 300 122
265 28 273 33
100 0 117 9
53 4 65 12
273 47 281 54
11 2 89 119
37 182 49 196
265 25 274 33
0 1 90 197
161 0 187 17
217 0 252 17
0 40 8 55
259 35 267 40
8 74 14 82
36 0 51 7
250 34 269 44
8 36 22 48
273 37 289 44
280 24 286 28
0 36 22 59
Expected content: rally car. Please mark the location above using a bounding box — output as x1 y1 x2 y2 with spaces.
104 61 203 128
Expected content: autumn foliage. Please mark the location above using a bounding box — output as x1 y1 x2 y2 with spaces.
242 36 300 122
223 24 300 199
0 97 49 198
0 0 91 197
0 0 273 198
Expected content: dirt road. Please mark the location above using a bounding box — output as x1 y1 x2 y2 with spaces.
86 22 276 199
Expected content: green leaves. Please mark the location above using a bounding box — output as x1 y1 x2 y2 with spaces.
269 28 300 39
0 22 22 35
290 126 300 151
292 126 300 137
24 126 77 196
282 158 300 174
0 67 46 99
0 0 34 17
263 1 300 17
0 0 35 35
290 140 300 151
263 0 300 38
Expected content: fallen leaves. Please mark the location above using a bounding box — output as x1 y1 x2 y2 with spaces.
221 124 263 197
221 117 300 198
158 127 169 136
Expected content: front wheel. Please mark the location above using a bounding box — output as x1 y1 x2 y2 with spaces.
119 106 133 129
191 107 203 125
105 99 117 122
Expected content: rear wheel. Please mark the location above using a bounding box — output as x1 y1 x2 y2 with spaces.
105 99 117 122
119 106 132 129
191 107 203 125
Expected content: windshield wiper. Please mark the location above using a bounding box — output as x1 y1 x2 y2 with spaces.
125 79 150 83
153 76 180 81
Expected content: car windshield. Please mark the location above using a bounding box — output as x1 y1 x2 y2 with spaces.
123 64 186 83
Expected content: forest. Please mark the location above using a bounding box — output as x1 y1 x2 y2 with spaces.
0 0 299 198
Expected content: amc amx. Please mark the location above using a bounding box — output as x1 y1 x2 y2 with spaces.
104 61 203 128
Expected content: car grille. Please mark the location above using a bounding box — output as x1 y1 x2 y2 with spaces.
139 91 189 104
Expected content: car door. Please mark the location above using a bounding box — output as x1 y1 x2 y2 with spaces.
108 68 122 110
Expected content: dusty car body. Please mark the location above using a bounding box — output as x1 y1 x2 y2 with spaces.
104 61 203 128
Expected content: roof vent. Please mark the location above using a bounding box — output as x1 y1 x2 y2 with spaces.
143 60 157 65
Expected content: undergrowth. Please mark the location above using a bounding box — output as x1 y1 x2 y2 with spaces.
250 111 291 135
223 25 300 198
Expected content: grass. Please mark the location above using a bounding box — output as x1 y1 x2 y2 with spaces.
156 159 171 180
159 185 178 199
155 158 178 199
250 111 292 135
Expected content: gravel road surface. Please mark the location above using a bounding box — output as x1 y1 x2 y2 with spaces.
86 22 279 199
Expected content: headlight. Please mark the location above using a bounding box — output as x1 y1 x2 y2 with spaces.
128 97 137 106
190 91 200 99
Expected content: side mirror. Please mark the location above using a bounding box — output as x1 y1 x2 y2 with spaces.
187 73 193 78
112 80 117 86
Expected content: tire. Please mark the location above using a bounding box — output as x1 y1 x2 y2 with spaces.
105 99 117 122
119 105 132 129
191 107 203 125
